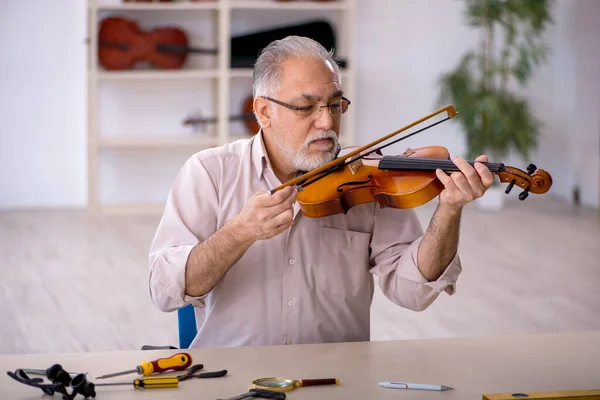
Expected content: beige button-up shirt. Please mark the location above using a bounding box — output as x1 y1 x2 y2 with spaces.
149 131 462 348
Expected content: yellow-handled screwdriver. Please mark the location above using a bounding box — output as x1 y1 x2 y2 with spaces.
96 352 192 379
95 376 179 389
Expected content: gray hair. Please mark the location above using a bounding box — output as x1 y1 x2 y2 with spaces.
252 36 342 98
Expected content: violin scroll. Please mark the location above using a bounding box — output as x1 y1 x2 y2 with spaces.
497 164 552 201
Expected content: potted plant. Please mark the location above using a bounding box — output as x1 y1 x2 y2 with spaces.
437 0 553 210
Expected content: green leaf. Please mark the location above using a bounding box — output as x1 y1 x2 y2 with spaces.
436 0 552 164
513 44 532 85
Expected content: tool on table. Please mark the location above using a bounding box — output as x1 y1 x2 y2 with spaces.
218 388 286 400
22 368 79 378
7 365 96 400
96 352 192 379
482 390 600 399
176 363 228 380
94 364 227 392
379 381 454 391
95 376 179 389
251 376 339 392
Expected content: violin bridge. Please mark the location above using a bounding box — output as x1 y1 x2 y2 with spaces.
349 159 363 175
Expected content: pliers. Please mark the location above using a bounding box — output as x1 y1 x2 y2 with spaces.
176 364 228 381
218 388 286 400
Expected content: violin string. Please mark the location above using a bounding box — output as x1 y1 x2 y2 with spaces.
343 117 453 166
401 160 506 171
380 157 506 172
381 157 502 167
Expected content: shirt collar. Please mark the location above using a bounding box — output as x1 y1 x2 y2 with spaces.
251 129 272 179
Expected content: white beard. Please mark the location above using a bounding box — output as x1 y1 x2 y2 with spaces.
272 126 340 172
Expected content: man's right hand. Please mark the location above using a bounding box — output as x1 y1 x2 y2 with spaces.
231 186 298 243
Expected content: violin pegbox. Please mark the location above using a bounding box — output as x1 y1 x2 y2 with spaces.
498 164 553 200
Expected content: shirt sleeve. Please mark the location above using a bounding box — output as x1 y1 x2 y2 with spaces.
368 205 462 311
148 154 219 312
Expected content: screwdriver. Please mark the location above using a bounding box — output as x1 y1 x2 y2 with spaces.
95 376 179 389
96 352 192 379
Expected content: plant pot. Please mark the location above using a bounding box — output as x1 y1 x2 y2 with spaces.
475 185 505 211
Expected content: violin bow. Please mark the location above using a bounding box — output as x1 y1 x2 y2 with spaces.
269 105 458 194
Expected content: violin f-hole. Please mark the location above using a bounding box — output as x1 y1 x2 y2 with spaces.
336 175 374 193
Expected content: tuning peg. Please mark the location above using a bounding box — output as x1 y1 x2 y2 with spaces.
518 186 530 200
505 179 516 194
527 164 537 175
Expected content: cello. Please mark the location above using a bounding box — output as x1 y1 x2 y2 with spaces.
98 16 217 70
268 105 553 218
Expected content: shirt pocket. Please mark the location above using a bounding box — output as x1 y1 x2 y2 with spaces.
314 227 372 296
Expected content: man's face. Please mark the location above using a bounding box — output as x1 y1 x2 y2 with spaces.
267 57 344 172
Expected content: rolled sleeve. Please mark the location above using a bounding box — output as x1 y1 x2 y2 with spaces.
148 154 219 312
369 206 462 312
149 244 209 312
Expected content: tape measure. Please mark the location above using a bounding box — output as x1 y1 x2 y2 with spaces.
482 390 600 400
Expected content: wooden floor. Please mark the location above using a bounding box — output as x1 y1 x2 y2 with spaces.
1 196 599 355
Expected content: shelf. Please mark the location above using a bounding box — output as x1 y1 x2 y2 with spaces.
94 2 219 11
228 68 254 78
96 69 219 80
87 0 356 210
230 1 350 10
92 1 350 11
229 68 352 79
98 136 219 149
94 68 350 80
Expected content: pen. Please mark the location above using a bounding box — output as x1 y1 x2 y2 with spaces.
379 381 454 391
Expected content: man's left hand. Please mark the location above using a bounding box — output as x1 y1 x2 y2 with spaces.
435 155 495 212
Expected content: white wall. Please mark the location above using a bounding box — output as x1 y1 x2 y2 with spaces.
355 0 600 210
0 0 87 209
561 0 600 209
1 0 598 210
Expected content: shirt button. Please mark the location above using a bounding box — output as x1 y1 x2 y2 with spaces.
287 300 294 307
286 339 293 345
288 258 296 265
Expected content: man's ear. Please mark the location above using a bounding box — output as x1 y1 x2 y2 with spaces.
253 97 272 129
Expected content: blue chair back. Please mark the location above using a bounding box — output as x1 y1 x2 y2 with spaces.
177 304 197 349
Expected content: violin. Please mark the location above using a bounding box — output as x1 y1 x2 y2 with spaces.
98 16 217 70
183 95 259 135
269 105 553 218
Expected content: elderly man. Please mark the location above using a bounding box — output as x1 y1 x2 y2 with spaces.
148 36 494 348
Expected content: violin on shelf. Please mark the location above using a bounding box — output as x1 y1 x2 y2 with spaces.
98 16 217 70
269 105 553 218
96 17 344 70
183 95 259 136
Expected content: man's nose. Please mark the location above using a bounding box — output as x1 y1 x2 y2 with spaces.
314 106 334 130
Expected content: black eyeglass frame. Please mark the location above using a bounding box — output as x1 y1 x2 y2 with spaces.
260 95 351 116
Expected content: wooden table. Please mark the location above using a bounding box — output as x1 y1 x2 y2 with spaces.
1 331 599 400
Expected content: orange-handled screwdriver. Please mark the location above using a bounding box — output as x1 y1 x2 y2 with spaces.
96 353 192 379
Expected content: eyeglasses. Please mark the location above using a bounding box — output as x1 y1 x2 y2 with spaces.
261 96 351 118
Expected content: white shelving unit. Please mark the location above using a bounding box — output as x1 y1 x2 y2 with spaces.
86 0 357 212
